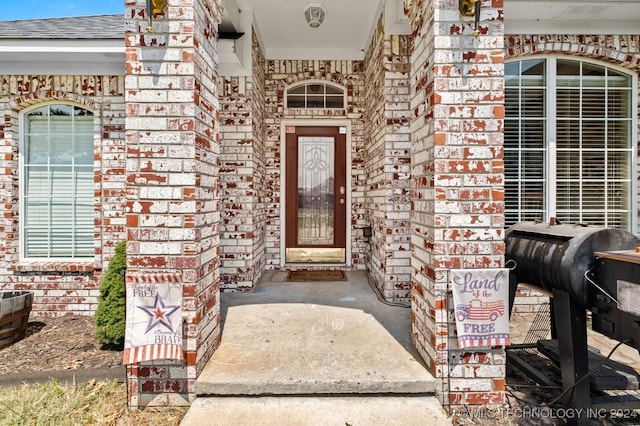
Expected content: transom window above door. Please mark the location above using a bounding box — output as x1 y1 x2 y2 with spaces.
285 81 346 109
505 57 637 231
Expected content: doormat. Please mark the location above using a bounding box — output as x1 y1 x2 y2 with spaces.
286 270 347 282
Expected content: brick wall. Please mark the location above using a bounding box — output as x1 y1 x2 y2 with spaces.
406 0 506 408
124 0 222 407
0 75 126 316
218 32 266 291
263 60 368 269
364 17 412 303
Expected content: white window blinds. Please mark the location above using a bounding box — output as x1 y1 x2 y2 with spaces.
555 61 632 228
505 58 634 230
23 104 94 259
505 59 547 225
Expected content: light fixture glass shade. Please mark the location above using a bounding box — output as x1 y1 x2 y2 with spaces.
304 3 325 28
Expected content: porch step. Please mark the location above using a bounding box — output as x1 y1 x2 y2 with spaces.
195 303 436 396
182 292 446 425
180 395 450 426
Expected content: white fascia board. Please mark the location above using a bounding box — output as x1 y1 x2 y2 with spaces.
265 48 365 61
0 39 125 75
0 52 125 75
0 59 125 75
505 20 640 35
0 39 123 52
507 0 640 4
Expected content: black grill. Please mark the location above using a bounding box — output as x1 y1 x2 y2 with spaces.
505 221 640 420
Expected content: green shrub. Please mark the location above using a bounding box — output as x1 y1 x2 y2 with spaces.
95 240 126 348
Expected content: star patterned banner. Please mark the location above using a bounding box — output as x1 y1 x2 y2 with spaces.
451 268 511 349
123 282 184 365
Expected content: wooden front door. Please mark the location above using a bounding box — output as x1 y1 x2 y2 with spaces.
285 126 347 263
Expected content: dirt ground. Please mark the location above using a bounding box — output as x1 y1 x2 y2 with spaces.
0 316 123 385
0 316 123 374
472 311 640 426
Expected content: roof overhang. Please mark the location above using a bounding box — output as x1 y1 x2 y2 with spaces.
504 0 640 35
223 0 391 61
0 39 124 75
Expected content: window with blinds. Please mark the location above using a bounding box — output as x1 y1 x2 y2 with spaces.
22 104 94 259
505 59 547 225
505 58 635 230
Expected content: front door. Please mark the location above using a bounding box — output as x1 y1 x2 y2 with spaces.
285 126 347 263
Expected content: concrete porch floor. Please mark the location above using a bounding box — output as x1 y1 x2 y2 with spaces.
197 270 434 395
181 270 450 425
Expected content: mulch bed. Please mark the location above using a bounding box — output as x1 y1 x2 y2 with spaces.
0 316 122 375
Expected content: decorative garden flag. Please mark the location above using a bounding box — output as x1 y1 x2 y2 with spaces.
123 282 183 365
451 268 511 349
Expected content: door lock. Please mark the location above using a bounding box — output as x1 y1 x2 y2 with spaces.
340 186 345 194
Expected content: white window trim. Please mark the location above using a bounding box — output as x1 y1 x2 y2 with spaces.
546 58 557 222
635 65 639 234
284 80 347 110
19 101 96 262
279 119 352 267
506 55 638 232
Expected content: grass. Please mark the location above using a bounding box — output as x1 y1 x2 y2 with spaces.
0 379 187 426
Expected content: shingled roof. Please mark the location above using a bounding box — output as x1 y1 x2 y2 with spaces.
0 14 123 40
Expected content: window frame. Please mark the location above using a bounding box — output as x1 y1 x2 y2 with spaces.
505 55 638 231
19 101 96 261
284 80 347 110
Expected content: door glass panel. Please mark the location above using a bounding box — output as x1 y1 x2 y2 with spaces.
297 136 334 246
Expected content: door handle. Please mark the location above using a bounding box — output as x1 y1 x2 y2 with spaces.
340 186 345 195
340 199 345 205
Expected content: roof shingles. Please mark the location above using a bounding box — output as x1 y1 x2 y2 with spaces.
0 14 123 40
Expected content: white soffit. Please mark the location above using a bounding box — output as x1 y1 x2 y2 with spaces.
230 0 385 60
505 0 640 34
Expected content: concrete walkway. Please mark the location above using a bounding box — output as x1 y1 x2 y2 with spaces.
181 271 450 425
196 302 433 395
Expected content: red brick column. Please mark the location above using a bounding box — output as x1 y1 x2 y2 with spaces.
364 18 413 303
407 0 506 409
124 0 221 407
219 33 267 290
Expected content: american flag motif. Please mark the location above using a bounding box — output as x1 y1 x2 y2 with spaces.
123 344 183 365
456 299 505 321
451 268 511 349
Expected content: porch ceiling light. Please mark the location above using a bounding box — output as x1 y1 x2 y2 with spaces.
146 0 168 33
305 3 326 29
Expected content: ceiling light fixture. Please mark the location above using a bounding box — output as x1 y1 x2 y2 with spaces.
304 3 325 29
